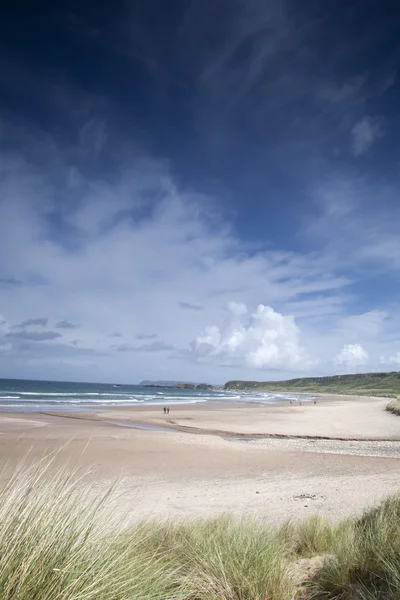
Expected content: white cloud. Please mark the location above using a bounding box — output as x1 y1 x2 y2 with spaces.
335 344 369 369
319 75 366 104
190 303 311 370
307 173 400 280
1 115 400 382
0 119 360 382
382 352 400 367
351 116 384 156
337 310 388 337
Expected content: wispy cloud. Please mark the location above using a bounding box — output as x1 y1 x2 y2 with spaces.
178 302 204 311
139 341 174 352
351 116 384 156
15 318 49 328
337 311 388 338
79 118 107 156
55 320 80 329
113 341 173 353
113 343 136 352
5 330 62 341
0 126 398 381
1 1 400 386
0 277 23 286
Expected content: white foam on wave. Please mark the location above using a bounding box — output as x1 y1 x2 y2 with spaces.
0 384 315 410
48 398 145 405
0 404 36 408
17 392 99 396
142 399 207 406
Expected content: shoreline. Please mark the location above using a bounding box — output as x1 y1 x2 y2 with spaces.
0 389 393 413
78 393 400 441
41 409 400 442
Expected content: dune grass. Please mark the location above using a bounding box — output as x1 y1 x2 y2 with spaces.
134 516 294 599
308 494 400 599
0 460 295 600
0 460 399 599
0 460 182 600
278 514 352 559
386 398 400 415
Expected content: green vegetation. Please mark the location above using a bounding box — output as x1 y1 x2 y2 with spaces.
309 493 400 599
225 371 400 397
1 461 400 599
386 398 400 415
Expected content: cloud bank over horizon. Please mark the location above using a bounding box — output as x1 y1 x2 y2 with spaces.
1 0 400 383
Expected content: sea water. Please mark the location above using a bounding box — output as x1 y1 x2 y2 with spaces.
0 378 313 411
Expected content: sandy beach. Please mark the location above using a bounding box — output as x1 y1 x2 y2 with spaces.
0 394 398 523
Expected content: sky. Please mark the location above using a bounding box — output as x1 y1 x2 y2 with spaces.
1 0 400 384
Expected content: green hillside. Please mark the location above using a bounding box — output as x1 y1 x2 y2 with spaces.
224 371 400 397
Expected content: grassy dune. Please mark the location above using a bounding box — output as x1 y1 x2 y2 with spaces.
386 398 400 415
225 371 400 398
1 462 400 599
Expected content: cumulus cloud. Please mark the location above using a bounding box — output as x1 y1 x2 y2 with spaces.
351 116 384 156
390 353 400 366
190 303 310 370
335 344 369 369
15 318 49 327
5 330 62 341
382 352 400 367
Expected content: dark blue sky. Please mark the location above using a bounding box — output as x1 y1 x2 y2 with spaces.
2 0 399 240
0 0 400 382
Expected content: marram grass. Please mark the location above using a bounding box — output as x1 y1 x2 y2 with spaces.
308 493 400 600
386 398 400 415
0 460 181 600
0 460 399 600
0 460 295 600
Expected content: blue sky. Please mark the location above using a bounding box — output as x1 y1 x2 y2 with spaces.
1 0 400 383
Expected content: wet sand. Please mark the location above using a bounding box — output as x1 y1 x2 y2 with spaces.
98 394 398 440
0 394 398 522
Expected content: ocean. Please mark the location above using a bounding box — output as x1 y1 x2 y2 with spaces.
0 379 311 411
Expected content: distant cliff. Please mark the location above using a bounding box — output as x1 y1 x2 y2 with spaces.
140 380 193 387
224 371 400 397
140 380 214 390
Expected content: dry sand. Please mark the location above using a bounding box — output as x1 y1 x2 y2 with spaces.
0 394 398 523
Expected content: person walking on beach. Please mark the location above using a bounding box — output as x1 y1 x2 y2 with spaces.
167 406 170 414
163 407 166 414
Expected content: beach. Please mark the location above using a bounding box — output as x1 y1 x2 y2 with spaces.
0 393 398 523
